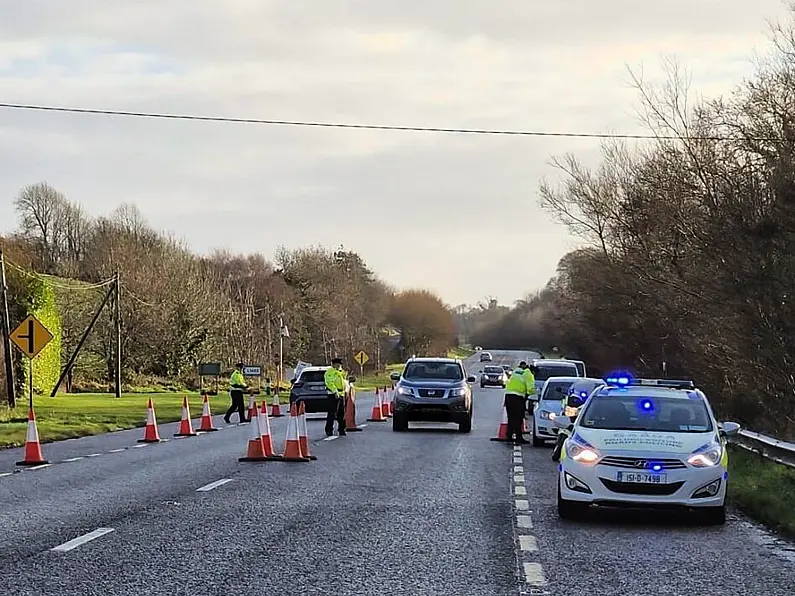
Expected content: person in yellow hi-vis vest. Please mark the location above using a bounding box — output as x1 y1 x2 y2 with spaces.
324 357 347 437
224 362 249 424
504 361 536 444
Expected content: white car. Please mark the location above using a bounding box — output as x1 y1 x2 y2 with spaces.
552 377 741 525
530 376 581 446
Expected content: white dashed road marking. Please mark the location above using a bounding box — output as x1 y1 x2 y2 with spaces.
513 465 523 473
519 535 538 552
108 448 125 453
514 485 527 495
196 478 233 492
515 499 529 510
514 474 525 484
523 562 547 586
62 457 84 462
517 515 533 529
133 444 149 448
28 464 51 470
0 472 12 478
322 436 339 442
85 453 102 458
51 528 115 552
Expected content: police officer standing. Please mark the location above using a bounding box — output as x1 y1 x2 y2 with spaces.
224 362 249 424
503 361 536 444
324 357 347 437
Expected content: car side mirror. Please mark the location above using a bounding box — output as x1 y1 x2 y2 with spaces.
552 415 572 430
390 372 401 381
466 375 476 383
719 421 741 437
290 378 296 384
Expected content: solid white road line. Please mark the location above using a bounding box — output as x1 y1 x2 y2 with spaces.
515 499 529 510
514 486 527 496
196 478 233 492
517 514 533 529
523 562 547 586
62 457 84 462
51 528 115 552
108 448 125 453
322 436 339 442
519 535 538 552
29 464 51 470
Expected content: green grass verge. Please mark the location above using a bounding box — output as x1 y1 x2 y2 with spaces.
353 363 404 390
728 445 795 539
448 346 475 359
0 391 292 449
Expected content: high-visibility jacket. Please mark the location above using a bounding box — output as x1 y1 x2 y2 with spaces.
505 369 534 397
230 369 246 391
522 369 537 397
325 367 345 397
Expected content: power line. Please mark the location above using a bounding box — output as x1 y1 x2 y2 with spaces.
0 101 740 141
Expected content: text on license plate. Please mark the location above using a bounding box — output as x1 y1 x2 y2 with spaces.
616 472 667 484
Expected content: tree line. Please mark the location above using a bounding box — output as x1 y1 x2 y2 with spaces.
472 16 795 439
0 187 455 398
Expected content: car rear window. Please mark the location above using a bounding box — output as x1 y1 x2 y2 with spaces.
403 362 464 381
298 370 326 383
542 380 575 399
483 366 503 373
534 364 578 381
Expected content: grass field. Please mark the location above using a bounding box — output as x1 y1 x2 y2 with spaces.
727 445 795 538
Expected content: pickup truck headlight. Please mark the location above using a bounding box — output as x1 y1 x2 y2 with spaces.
397 386 414 396
449 387 467 397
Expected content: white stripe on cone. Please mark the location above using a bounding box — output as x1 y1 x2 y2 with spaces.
26 418 39 443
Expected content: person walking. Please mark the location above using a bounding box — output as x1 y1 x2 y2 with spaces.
224 362 249 424
324 357 347 436
503 361 536 444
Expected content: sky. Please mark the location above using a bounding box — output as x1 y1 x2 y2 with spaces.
0 1 791 307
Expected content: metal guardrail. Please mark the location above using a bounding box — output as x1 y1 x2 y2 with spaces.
730 429 795 469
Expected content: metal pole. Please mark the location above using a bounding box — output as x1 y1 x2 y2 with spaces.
279 314 284 391
0 248 15 407
114 271 121 398
28 357 33 410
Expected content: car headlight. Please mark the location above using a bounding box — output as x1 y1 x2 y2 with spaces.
687 443 723 467
538 410 553 420
397 386 414 396
568 440 600 464
450 387 467 397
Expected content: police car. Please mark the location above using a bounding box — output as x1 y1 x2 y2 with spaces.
552 375 741 524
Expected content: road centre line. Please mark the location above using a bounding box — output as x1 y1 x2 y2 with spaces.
514 474 525 483
517 515 533 528
108 448 126 453
51 528 115 552
519 535 538 552
523 562 547 586
196 478 233 492
515 499 530 510
0 472 12 478
62 457 84 462
515 485 527 495
29 464 51 470
85 453 102 457
323 436 339 442
513 465 523 473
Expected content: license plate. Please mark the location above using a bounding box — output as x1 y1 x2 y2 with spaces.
616 471 667 484
310 386 325 391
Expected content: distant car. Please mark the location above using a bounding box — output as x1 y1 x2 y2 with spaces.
553 376 741 524
289 366 349 414
479 351 493 362
480 365 507 388
390 357 476 433
474 346 483 351
502 364 512 376
559 358 587 376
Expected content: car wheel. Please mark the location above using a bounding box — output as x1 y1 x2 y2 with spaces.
531 419 545 447
701 505 726 526
458 412 473 433
557 483 588 520
392 414 409 432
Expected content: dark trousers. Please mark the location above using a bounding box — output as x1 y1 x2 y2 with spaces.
225 389 247 423
505 393 527 442
325 394 346 435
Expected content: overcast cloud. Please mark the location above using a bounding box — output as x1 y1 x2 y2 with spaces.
0 1 791 306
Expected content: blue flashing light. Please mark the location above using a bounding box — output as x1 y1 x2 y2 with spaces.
723 471 728 480
605 371 633 386
580 391 588 398
558 464 563 473
639 399 655 412
651 463 663 472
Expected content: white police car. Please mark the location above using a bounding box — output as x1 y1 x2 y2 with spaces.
530 376 580 446
552 375 741 524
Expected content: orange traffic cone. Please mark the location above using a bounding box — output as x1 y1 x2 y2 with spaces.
280 404 309 462
380 386 391 418
258 402 281 459
15 407 48 466
522 417 528 434
490 401 510 442
344 389 362 431
245 394 257 423
239 403 269 461
297 402 317 460
368 387 386 422
197 394 218 432
138 398 162 443
174 395 198 437
386 384 394 416
270 387 283 417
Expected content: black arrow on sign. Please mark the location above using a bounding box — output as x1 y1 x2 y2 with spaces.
18 319 35 355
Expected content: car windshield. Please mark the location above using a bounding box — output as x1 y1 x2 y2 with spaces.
534 364 578 381
542 380 575 399
298 370 326 383
572 362 585 376
403 361 464 381
483 366 503 374
579 395 714 432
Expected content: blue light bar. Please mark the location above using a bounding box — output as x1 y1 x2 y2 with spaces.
632 379 695 389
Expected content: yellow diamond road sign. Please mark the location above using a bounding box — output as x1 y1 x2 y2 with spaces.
354 350 369 366
9 315 53 359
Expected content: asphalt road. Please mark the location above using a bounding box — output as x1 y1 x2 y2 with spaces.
0 350 793 596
